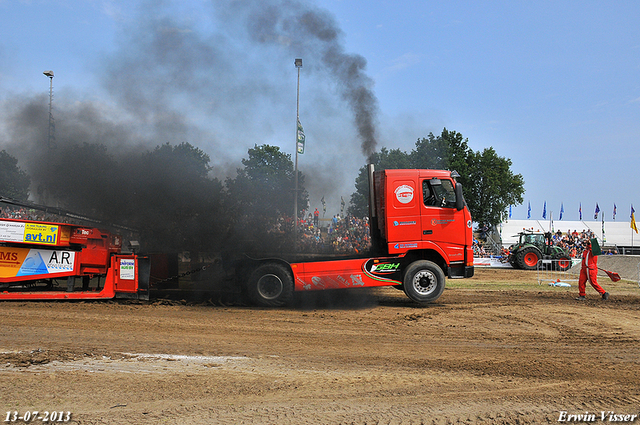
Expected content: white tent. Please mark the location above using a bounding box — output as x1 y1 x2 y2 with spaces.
498 219 639 248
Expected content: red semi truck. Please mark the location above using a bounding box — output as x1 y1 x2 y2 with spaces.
238 165 474 306
0 165 473 305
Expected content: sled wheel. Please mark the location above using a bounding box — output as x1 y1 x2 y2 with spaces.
246 263 294 307
402 260 445 304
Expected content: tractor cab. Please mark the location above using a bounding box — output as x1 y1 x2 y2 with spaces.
521 233 544 246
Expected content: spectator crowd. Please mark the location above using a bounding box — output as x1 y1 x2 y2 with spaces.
0 206 88 226
1 206 48 221
297 212 371 254
550 228 617 256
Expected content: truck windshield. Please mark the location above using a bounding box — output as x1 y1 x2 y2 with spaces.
422 179 457 208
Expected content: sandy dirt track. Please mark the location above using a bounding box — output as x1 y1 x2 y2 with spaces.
1 268 640 424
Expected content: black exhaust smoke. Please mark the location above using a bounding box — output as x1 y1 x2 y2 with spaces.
230 0 379 158
0 0 380 254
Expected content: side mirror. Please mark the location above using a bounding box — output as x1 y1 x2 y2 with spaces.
455 182 465 211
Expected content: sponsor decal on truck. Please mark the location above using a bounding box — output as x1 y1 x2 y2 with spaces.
0 221 59 245
0 247 75 278
394 184 414 204
120 259 136 280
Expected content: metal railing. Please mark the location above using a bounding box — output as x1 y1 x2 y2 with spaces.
537 256 640 288
536 259 580 286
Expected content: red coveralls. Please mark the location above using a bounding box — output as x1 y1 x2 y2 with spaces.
578 246 606 297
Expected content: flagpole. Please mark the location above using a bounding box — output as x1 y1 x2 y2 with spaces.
632 205 637 248
294 58 302 248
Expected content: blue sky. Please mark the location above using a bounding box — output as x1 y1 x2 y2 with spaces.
1 0 638 223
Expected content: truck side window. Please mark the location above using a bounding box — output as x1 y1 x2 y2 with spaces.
422 181 437 206
439 180 457 208
423 179 457 208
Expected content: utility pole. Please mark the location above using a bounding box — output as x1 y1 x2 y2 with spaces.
294 58 302 247
43 70 55 150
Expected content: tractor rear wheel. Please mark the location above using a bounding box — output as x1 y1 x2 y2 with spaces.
516 247 541 270
554 255 572 272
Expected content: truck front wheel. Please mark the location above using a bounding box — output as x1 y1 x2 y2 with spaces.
403 260 445 304
246 263 294 307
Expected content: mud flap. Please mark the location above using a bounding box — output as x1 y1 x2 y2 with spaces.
136 256 151 301
448 264 473 278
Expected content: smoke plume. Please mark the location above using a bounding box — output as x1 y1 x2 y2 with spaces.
229 0 379 158
0 0 380 251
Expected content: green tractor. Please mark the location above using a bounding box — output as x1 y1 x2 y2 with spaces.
508 230 572 271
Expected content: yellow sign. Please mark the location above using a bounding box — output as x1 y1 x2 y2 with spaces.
23 223 59 245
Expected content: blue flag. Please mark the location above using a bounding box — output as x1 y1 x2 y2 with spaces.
594 203 600 220
579 203 582 220
527 202 531 219
613 204 617 220
542 201 546 219
559 203 564 220
509 205 512 219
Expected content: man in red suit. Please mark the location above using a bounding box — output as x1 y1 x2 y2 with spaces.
576 240 609 300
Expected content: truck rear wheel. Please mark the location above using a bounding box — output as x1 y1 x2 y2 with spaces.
246 263 294 307
403 260 445 304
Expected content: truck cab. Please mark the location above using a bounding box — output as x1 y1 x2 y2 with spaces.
372 168 474 279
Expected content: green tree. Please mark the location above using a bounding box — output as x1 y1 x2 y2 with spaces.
0 150 31 201
465 147 524 228
348 147 411 216
348 128 524 227
124 142 225 251
411 132 448 169
44 141 226 252
434 129 473 183
225 144 308 245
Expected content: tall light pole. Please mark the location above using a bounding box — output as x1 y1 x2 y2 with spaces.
294 58 302 246
43 70 55 150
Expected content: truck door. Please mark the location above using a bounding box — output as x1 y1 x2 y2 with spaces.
383 175 422 245
419 178 468 261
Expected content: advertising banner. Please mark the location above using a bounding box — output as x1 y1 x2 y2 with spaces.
0 247 75 279
0 220 60 245
119 258 135 280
